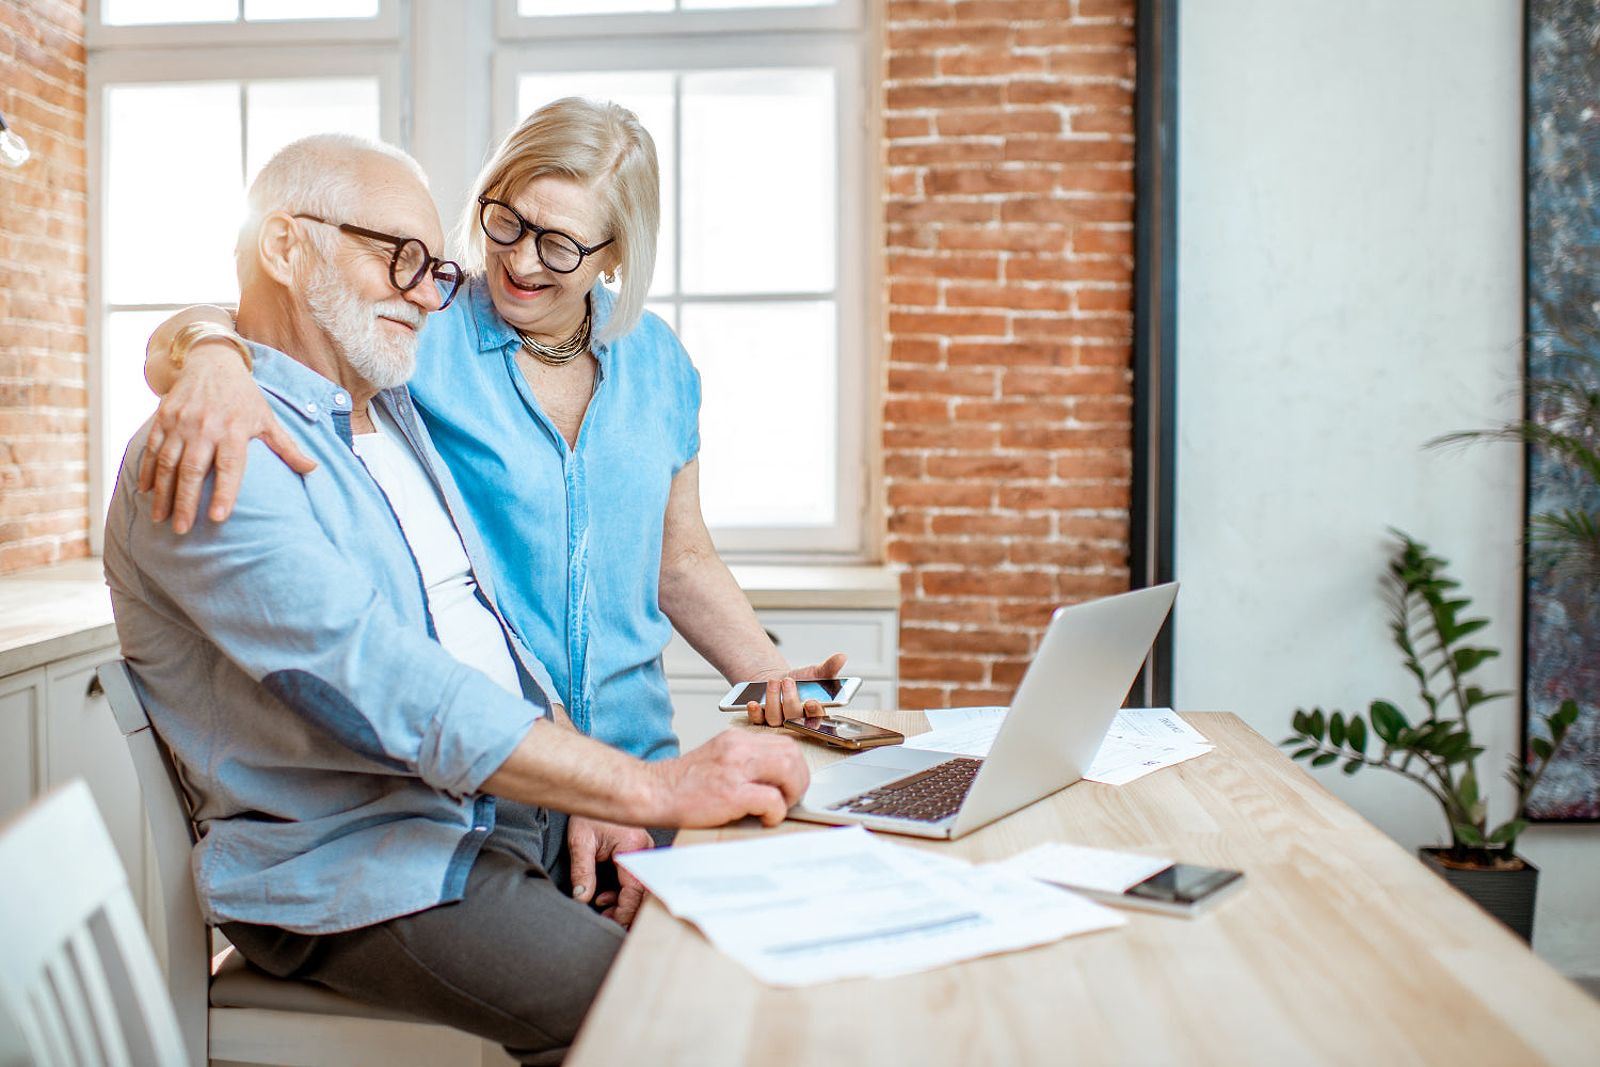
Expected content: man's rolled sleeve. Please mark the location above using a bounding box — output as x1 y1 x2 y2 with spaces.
420 668 540 797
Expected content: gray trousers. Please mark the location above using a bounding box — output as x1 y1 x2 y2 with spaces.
222 802 659 1066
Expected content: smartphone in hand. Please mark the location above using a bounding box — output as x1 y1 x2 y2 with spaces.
717 677 862 712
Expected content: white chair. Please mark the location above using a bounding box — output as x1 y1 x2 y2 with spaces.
96 660 514 1067
0 779 189 1067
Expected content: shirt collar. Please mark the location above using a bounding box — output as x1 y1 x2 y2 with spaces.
247 343 355 422
463 272 618 358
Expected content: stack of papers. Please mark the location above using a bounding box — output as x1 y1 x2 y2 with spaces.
905 706 1213 786
618 826 1124 986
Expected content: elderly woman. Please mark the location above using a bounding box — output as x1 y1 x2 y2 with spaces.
143 97 844 762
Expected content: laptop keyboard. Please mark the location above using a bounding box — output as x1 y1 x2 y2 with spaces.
829 757 984 823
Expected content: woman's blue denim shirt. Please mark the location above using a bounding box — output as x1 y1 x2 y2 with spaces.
408 277 701 761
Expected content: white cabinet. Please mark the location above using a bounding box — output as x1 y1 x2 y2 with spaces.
0 667 44 819
667 608 899 750
44 648 150 917
0 642 151 926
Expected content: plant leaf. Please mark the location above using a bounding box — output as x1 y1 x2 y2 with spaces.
1452 647 1500 675
1311 752 1339 768
1292 747 1319 761
1453 823 1486 847
1532 737 1553 762
1370 700 1406 743
1342 759 1363 775
1347 716 1368 754
1329 711 1347 748
1489 819 1529 846
1555 699 1580 730
1309 709 1326 742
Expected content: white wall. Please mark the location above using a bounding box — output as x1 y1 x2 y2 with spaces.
1175 0 1599 979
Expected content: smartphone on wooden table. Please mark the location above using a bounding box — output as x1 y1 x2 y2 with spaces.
781 714 904 750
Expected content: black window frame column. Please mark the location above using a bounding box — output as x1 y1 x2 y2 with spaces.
1130 0 1179 706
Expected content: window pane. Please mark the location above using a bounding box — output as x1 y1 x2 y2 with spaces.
681 301 836 527
682 0 830 7
102 0 237 25
102 311 168 500
244 0 378 18
517 72 677 297
518 0 671 15
645 300 678 334
245 79 381 183
106 83 244 306
681 68 834 294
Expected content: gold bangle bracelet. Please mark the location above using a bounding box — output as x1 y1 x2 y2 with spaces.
170 321 253 374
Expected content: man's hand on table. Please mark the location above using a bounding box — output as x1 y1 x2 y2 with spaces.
567 816 653 928
648 729 810 828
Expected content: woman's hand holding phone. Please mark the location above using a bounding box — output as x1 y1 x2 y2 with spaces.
738 652 851 727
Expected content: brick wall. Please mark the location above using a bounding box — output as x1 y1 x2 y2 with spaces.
883 0 1136 707
0 0 89 574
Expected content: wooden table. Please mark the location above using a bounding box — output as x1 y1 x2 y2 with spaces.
569 712 1600 1066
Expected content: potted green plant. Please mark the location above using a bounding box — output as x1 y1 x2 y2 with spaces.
1282 531 1577 941
1433 345 1600 590
1431 343 1598 822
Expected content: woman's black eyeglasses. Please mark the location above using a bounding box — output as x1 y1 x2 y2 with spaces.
477 196 614 275
293 214 464 310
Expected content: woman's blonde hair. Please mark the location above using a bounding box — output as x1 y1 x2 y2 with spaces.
456 97 659 343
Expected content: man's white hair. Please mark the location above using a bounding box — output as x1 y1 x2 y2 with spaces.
236 133 429 285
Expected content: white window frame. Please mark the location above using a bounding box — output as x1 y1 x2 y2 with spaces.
494 0 863 41
85 0 879 562
86 9 404 552
86 1 403 50
495 23 872 558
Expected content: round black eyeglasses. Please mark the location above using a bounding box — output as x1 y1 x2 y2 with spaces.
477 196 614 275
293 214 464 310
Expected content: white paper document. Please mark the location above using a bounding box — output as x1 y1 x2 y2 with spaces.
904 706 1212 785
618 826 1124 987
1088 707 1213 785
1106 707 1209 746
907 706 1007 758
995 842 1172 894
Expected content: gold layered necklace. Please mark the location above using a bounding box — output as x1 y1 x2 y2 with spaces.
514 295 593 367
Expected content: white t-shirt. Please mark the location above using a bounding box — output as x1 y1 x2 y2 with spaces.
351 405 523 697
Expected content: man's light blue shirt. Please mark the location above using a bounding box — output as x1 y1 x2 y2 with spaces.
408 278 701 761
104 344 556 934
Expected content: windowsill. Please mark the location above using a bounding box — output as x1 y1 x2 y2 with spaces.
0 559 901 678
729 564 899 611
0 558 117 676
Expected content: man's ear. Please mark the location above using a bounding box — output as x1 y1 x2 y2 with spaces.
256 211 304 287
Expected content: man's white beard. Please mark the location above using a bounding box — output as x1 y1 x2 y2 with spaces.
304 261 421 391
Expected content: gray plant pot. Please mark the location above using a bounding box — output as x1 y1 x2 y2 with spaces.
1418 848 1538 943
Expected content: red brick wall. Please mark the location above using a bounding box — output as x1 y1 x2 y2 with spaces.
0 0 89 574
883 0 1136 707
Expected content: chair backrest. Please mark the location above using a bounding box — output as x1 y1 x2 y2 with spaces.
0 779 188 1067
97 660 209 1067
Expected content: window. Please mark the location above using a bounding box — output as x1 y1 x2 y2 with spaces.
87 0 871 559
97 77 385 490
500 1 869 554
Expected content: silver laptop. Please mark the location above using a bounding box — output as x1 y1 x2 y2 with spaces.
788 583 1178 840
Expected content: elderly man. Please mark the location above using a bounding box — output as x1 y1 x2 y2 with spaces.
103 133 808 1066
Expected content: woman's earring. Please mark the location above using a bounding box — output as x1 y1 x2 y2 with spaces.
605 269 617 284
